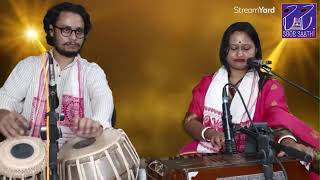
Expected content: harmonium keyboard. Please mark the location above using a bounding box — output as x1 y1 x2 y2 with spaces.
146 153 309 180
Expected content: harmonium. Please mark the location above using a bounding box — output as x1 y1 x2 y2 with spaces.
146 153 309 180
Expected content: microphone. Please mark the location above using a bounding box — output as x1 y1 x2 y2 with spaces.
222 84 236 154
48 52 56 87
47 52 59 109
247 58 272 68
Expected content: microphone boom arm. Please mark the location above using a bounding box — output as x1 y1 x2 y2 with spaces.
261 64 320 102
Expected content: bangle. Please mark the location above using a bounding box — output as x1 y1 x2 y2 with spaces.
201 127 212 142
278 135 297 144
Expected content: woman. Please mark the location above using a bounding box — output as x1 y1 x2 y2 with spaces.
181 22 319 178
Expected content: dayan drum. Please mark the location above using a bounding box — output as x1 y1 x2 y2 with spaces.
58 128 140 180
0 136 46 180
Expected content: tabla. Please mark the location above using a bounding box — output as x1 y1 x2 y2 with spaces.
0 136 46 180
58 128 140 180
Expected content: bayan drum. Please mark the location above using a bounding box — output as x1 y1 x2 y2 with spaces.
58 128 140 180
0 136 46 180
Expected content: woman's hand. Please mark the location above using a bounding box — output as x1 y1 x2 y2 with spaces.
204 129 225 150
277 138 316 159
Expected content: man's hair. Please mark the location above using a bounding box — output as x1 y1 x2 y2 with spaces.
219 22 262 71
43 2 91 46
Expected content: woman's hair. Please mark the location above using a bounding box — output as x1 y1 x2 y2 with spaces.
43 2 91 46
219 22 270 89
219 22 262 70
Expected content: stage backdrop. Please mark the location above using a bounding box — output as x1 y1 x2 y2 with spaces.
0 0 318 157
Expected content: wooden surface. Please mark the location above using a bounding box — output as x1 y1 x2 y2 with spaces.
146 153 309 180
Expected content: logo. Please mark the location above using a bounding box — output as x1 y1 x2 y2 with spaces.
282 3 317 38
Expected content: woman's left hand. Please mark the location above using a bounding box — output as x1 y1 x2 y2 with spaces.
277 138 316 159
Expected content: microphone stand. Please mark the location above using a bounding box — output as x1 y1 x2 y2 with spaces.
236 125 312 179
228 75 313 179
223 82 273 178
260 64 320 101
222 84 236 154
259 63 319 176
40 53 62 180
48 76 60 180
238 125 274 180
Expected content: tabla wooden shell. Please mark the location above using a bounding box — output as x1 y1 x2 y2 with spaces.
0 136 46 180
58 128 140 180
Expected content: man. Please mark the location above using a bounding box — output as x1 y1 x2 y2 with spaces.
0 2 114 145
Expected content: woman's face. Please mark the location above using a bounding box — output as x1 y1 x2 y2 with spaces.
226 31 257 71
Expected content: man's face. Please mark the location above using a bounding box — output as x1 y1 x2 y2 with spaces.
50 11 85 57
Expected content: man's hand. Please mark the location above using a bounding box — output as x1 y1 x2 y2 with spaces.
277 138 316 159
0 109 29 138
71 117 103 138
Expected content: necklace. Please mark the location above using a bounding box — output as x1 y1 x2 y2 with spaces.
228 77 243 100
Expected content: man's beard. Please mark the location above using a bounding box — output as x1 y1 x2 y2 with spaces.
53 37 84 58
55 46 80 58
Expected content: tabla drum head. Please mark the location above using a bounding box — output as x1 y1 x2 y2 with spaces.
0 136 46 178
59 128 122 161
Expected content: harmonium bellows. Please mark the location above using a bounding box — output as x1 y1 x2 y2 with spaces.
146 153 309 180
